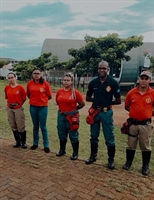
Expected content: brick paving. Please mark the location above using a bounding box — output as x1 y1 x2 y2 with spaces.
0 137 154 200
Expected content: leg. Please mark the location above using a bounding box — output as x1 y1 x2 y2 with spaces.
101 110 115 169
6 107 20 146
138 124 152 175
56 111 68 156
39 106 50 153
122 149 136 170
69 129 79 160
56 140 67 156
13 130 21 148
86 113 100 164
30 105 39 150
142 151 151 175
107 146 115 170
6 107 17 131
86 142 98 164
123 124 138 170
20 131 27 149
14 107 27 149
70 141 79 160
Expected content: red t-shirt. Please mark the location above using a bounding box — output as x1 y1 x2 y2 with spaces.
27 80 52 106
125 86 154 120
4 84 26 108
56 88 84 112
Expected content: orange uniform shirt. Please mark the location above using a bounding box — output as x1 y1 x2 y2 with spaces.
27 80 52 106
4 84 26 108
125 86 154 120
56 88 84 112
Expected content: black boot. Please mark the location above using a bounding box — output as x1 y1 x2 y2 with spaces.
142 151 151 176
107 146 115 170
122 149 135 170
86 142 98 164
20 131 27 149
13 131 21 148
70 141 79 160
56 140 67 156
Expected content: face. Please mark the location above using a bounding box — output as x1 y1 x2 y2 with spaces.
7 73 16 84
139 75 151 88
98 63 109 78
63 75 73 88
32 70 42 81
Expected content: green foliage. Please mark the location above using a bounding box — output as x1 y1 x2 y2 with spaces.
67 33 144 77
0 59 9 68
150 56 154 67
13 53 53 80
13 53 68 81
143 52 154 72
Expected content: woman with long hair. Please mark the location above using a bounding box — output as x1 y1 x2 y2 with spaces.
56 72 85 160
27 68 52 153
4 72 27 148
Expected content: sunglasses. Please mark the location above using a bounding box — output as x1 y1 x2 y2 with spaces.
33 73 41 75
98 67 108 70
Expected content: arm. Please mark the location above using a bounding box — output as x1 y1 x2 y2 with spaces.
86 80 94 102
4 87 8 99
86 95 93 102
21 85 27 103
77 100 85 110
26 82 30 99
125 106 130 112
112 97 121 105
46 81 52 100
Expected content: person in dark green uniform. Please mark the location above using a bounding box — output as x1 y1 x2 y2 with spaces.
85 60 121 169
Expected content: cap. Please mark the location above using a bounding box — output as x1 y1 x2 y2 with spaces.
140 71 152 79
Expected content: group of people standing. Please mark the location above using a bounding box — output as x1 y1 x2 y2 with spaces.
4 60 154 176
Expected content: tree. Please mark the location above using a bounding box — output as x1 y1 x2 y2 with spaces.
144 52 154 68
13 60 35 81
67 33 143 87
150 56 154 68
0 60 9 68
13 53 53 80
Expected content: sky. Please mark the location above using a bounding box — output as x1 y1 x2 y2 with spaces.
0 0 154 61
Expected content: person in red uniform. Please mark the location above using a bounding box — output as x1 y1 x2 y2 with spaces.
56 72 85 160
4 72 27 148
27 68 52 153
123 70 154 175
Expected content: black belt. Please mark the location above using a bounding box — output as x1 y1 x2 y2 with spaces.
93 106 111 112
129 118 151 125
9 103 20 109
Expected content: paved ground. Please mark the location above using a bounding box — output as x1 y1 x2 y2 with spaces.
0 137 154 200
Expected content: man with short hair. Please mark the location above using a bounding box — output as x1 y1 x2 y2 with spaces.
85 60 121 169
122 70 154 175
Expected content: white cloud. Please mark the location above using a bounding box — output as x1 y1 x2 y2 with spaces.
23 26 65 45
1 0 153 60
0 43 8 47
0 0 56 11
65 1 137 15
